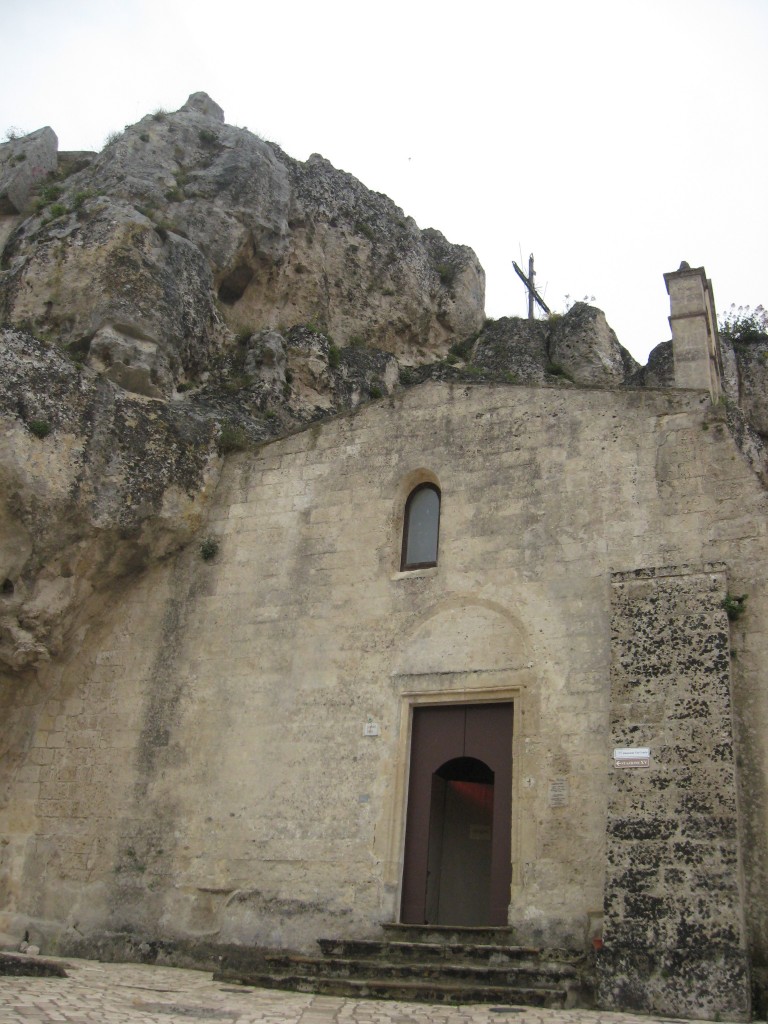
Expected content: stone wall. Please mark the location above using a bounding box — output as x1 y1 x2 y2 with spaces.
1 380 768 1018
599 565 749 1019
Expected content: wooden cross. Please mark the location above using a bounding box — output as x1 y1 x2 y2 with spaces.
512 254 551 319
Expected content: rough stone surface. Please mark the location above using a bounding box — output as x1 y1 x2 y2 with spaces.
0 327 220 675
181 91 225 121
726 334 768 436
548 303 637 385
626 339 674 388
472 317 551 384
471 309 639 386
0 950 65 976
0 93 485 400
0 127 58 215
0 379 766 1024
600 566 749 1020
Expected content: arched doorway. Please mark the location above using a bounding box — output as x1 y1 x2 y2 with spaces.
400 702 513 926
426 756 494 924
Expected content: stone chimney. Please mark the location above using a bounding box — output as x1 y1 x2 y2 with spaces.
664 262 722 400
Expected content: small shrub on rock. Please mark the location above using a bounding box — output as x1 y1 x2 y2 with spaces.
355 221 375 242
449 336 475 361
436 263 456 286
218 423 250 454
545 362 575 382
200 537 219 561
719 304 767 344
722 593 748 621
28 420 51 439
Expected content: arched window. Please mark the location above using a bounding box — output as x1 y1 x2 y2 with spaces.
401 483 441 570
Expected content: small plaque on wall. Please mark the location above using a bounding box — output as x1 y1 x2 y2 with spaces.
613 747 651 768
548 777 570 807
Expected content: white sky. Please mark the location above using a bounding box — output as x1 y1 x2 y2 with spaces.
2 0 766 364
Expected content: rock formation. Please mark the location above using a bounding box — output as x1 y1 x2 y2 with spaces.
0 91 484 399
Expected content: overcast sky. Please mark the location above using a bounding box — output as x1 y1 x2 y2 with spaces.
3 0 766 364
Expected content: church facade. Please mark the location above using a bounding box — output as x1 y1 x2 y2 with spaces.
1 266 767 1019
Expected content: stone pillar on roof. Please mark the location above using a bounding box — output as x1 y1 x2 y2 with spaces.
664 262 723 401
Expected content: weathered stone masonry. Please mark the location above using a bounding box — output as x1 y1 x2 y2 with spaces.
2 369 768 1017
601 565 748 1019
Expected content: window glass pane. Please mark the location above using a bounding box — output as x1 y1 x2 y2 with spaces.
405 487 440 566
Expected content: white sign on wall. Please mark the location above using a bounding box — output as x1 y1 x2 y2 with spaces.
548 777 570 807
613 747 651 768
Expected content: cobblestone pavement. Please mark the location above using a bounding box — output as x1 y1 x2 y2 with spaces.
0 956 756 1024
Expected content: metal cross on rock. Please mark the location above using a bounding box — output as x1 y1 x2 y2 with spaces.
512 254 551 319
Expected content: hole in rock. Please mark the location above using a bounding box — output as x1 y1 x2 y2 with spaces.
67 335 93 360
218 265 254 305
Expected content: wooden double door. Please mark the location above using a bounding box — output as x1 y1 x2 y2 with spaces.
400 702 513 926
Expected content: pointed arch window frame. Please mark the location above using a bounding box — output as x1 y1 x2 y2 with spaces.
400 482 441 571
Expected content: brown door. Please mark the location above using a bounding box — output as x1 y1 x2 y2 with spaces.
400 702 513 925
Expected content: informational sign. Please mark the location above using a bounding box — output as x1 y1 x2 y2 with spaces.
548 777 570 807
613 747 651 768
363 721 380 737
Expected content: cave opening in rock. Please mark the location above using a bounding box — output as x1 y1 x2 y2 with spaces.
218 265 254 305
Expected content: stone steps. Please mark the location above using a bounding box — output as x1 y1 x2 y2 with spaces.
317 937 557 965
214 925 586 1007
227 972 569 1006
262 951 577 987
381 924 526 946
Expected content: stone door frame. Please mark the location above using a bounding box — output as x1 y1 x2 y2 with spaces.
385 678 525 926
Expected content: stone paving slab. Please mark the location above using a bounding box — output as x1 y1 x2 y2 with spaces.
0 957 760 1024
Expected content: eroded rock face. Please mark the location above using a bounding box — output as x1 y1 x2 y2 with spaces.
0 328 220 671
245 330 287 389
548 302 637 385
628 340 674 388
0 93 485 401
471 307 639 386
726 335 768 436
0 127 58 216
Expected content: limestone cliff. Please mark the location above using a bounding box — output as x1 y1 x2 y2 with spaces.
0 92 484 398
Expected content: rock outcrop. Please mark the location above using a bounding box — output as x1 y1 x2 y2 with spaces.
0 328 219 671
0 92 484 403
725 334 768 436
470 305 639 386
0 127 58 217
